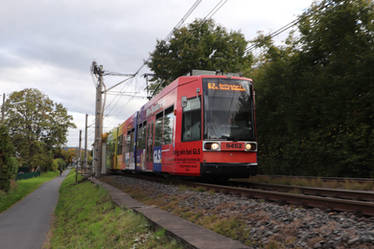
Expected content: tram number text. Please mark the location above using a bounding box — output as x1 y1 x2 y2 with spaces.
224 143 243 149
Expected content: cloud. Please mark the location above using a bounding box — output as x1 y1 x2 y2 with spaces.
0 0 178 74
1 0 314 147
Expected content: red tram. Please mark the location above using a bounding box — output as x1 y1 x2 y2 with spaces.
104 71 257 179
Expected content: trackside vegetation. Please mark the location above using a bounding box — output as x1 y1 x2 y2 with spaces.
48 172 184 249
250 0 374 177
0 171 58 213
147 0 373 178
0 125 18 192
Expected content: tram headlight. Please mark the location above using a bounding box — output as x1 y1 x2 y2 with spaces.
204 142 221 151
245 143 252 151
245 143 257 151
211 142 220 151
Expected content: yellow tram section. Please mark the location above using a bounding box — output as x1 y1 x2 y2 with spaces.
104 127 118 170
116 123 124 170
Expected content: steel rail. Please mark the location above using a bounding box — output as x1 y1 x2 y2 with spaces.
231 182 374 202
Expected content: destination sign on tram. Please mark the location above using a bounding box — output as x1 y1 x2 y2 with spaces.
207 82 246 92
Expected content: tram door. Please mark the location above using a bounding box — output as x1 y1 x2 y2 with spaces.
145 118 154 171
175 82 203 176
160 106 176 173
125 128 135 170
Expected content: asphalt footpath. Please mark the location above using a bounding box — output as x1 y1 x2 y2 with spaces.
0 170 69 249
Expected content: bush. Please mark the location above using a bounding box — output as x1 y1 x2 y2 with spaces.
0 125 18 192
52 158 66 172
253 0 374 177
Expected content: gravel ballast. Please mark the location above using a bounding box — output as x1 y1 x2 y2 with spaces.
102 175 374 249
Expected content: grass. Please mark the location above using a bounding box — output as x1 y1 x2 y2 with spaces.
0 171 59 213
48 171 184 249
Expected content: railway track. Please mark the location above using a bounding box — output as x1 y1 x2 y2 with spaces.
230 181 374 202
256 174 374 183
114 173 374 216
189 181 374 216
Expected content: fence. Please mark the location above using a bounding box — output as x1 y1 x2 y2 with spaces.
16 171 40 180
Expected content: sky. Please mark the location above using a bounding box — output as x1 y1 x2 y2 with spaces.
0 0 314 148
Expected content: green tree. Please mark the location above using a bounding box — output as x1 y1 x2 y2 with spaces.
147 19 252 93
29 141 54 171
52 158 66 172
252 0 374 177
57 148 75 167
0 125 19 192
3 89 76 170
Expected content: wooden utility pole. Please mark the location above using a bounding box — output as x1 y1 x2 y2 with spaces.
78 129 82 169
84 113 88 172
92 61 103 177
91 62 133 177
76 129 82 184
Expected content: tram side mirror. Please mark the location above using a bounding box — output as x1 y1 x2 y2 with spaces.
181 96 187 108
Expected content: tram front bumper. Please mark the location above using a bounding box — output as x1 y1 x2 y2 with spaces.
200 162 257 178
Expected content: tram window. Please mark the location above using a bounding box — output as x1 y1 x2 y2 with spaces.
129 129 135 153
143 122 147 148
117 134 123 155
182 97 201 141
148 122 154 161
146 122 152 161
154 112 163 147
136 123 142 148
149 122 155 161
163 106 174 145
137 122 147 150
125 131 131 154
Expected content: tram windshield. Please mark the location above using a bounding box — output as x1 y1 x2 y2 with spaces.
203 78 255 141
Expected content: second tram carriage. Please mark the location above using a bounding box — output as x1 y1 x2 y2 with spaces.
104 71 257 179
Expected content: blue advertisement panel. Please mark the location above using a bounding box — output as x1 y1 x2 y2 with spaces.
153 146 162 172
